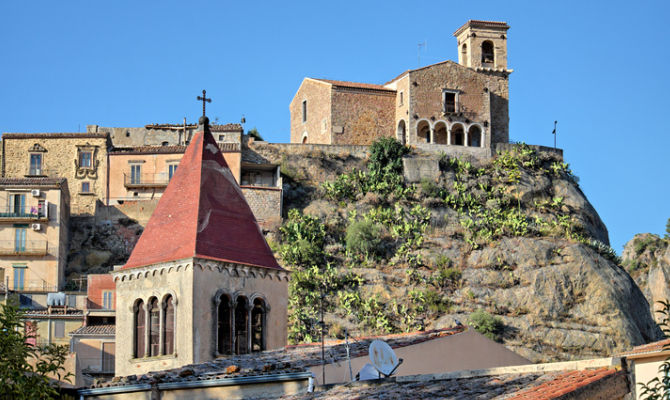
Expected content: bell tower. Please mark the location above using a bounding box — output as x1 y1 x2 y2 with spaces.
454 20 510 70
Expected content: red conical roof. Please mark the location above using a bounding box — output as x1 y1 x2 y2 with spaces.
122 121 282 270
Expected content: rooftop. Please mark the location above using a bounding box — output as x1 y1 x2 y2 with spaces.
311 78 395 92
0 177 67 187
453 19 510 36
121 119 281 270
619 337 670 357
70 324 116 336
1 132 108 139
143 123 243 132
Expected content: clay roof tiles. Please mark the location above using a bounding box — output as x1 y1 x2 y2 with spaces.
620 338 670 357
0 177 67 187
2 132 108 139
508 367 620 400
70 324 115 336
121 120 281 270
312 78 395 92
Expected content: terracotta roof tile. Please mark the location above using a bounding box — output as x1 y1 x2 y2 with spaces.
144 123 242 132
313 78 395 92
122 121 281 270
2 132 108 139
70 324 115 336
508 367 619 400
0 177 67 187
110 145 187 155
620 338 670 357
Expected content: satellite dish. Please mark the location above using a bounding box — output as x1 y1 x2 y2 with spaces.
357 363 381 381
369 340 403 377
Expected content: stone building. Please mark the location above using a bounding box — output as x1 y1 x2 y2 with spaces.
112 116 288 377
290 20 511 149
1 133 109 215
0 177 69 292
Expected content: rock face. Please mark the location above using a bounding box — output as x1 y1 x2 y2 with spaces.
622 233 670 324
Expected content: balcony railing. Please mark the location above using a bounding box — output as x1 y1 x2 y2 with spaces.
123 173 171 188
25 167 52 177
11 279 58 293
0 206 47 221
0 240 48 256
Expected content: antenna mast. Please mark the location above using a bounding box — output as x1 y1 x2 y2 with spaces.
552 120 558 149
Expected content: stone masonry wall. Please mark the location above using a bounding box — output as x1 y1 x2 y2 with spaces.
330 88 396 145
241 187 282 230
2 135 109 215
290 79 332 144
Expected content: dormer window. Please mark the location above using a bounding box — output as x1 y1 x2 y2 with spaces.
443 90 459 113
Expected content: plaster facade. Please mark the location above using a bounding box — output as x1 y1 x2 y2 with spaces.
0 178 69 292
112 258 288 377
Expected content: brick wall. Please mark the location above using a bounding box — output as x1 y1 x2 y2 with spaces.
331 88 396 145
241 186 282 230
290 79 332 144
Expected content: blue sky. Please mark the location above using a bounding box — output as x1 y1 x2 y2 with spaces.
1 1 668 253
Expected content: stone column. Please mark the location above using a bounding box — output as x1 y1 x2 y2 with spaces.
447 127 452 145
429 126 434 144
465 129 470 147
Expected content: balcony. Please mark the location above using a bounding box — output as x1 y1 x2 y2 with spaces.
0 206 47 222
25 167 52 177
124 173 170 189
0 240 48 256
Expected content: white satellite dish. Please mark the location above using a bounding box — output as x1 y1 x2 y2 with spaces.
357 363 381 381
369 339 403 377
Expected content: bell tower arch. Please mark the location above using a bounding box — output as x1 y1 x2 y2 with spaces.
454 20 510 70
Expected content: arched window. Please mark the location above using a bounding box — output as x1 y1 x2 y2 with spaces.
234 296 249 355
481 41 494 64
434 122 448 145
149 297 160 356
451 125 465 146
397 120 406 145
301 133 308 144
251 298 266 352
163 295 175 355
217 294 233 355
461 43 468 66
134 300 145 358
468 126 482 147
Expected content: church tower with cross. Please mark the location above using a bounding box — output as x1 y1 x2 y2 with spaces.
111 108 289 376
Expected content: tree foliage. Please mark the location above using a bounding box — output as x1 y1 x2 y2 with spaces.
0 301 71 399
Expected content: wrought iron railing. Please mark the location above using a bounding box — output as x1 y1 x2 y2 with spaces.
0 206 46 219
0 240 48 256
12 279 57 292
123 173 171 188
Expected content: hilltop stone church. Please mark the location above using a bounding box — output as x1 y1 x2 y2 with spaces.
290 20 511 151
111 116 289 376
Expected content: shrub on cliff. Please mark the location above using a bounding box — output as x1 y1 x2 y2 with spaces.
469 309 504 342
346 220 383 259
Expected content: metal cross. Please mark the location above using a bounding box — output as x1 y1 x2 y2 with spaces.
197 90 212 117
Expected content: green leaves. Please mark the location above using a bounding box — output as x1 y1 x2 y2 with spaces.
0 302 71 399
468 309 504 342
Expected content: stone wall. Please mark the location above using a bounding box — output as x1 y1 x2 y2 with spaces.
289 79 332 144
241 187 282 230
2 134 109 215
330 87 396 145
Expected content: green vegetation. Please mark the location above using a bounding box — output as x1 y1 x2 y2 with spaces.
0 301 71 399
247 127 263 141
469 309 504 342
345 220 383 259
665 217 670 239
639 300 670 399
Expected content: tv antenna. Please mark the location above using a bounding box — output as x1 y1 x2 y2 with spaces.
418 41 427 66
552 120 558 149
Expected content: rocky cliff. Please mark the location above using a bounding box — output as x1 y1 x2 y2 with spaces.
250 141 661 362
622 232 670 324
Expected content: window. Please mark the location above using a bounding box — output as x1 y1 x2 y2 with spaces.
149 298 160 356
13 266 25 291
79 151 92 168
168 164 178 180
481 41 494 64
54 321 65 338
399 91 404 106
217 294 233 355
37 200 46 218
14 226 27 253
251 298 266 352
81 182 90 193
443 91 457 113
302 100 307 122
164 296 175 355
29 154 42 175
461 43 468 66
10 194 26 216
67 294 77 308
102 291 113 309
130 165 141 185
134 300 145 358
234 297 249 355
218 135 225 141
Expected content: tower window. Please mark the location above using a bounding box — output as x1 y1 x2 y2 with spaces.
251 298 266 352
235 297 249 355
134 300 145 358
163 295 175 355
149 297 160 356
302 100 307 123
481 41 494 64
217 294 232 355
